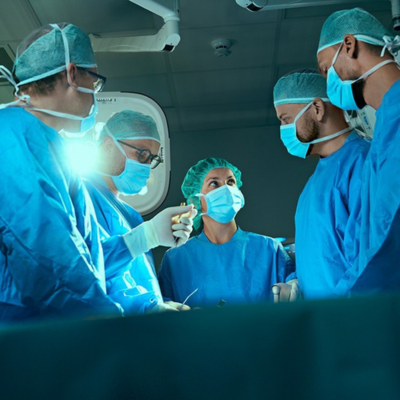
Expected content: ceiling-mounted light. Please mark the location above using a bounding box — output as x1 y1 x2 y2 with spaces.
90 0 180 53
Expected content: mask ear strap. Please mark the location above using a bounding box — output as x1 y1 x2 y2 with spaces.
104 126 128 157
331 41 344 67
294 102 313 123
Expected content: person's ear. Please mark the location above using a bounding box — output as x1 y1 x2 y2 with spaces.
343 34 357 59
102 136 114 156
66 62 79 87
312 98 326 122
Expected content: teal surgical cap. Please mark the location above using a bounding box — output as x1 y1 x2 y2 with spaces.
14 22 96 85
274 69 329 106
98 110 160 144
318 8 395 54
181 157 243 230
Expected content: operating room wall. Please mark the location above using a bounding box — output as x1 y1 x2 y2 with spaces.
148 122 318 268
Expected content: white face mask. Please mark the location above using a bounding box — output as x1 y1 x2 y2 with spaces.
0 24 98 136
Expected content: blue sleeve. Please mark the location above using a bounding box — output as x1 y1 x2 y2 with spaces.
333 150 368 296
0 113 121 316
158 252 175 302
274 242 296 283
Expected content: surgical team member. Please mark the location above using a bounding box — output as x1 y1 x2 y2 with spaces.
317 8 400 294
273 70 370 298
158 158 295 308
0 23 192 321
84 110 193 313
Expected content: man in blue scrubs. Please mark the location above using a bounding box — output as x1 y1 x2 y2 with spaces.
84 110 193 313
0 23 123 320
317 8 400 294
273 69 370 298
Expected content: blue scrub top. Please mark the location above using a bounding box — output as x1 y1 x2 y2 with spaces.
295 132 370 299
340 80 400 294
0 108 121 321
83 173 163 314
158 228 294 308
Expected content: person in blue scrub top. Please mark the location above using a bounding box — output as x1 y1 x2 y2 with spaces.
317 8 400 294
273 69 370 298
158 157 296 308
0 23 124 321
84 110 193 313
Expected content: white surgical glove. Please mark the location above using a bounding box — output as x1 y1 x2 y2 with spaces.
165 301 191 311
123 205 197 258
271 279 300 303
147 302 179 313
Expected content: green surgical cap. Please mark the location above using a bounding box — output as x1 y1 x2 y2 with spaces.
14 23 96 85
273 69 329 106
98 110 160 144
318 8 394 54
181 157 243 230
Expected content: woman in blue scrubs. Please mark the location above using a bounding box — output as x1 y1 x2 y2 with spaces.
158 158 295 308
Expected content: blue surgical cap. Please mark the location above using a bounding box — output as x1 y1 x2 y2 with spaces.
274 69 329 106
181 157 243 230
98 110 160 144
14 23 96 85
318 8 395 54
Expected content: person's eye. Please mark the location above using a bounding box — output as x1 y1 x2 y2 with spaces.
283 117 290 124
228 179 236 186
209 181 218 187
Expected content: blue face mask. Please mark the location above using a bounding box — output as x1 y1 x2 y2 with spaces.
280 102 352 159
197 185 245 224
100 135 151 195
327 42 396 111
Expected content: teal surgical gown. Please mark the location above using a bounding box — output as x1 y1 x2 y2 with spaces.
158 228 294 308
0 107 122 321
295 132 370 299
337 80 400 294
83 173 162 314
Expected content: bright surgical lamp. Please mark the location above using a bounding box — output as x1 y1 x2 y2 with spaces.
90 0 180 52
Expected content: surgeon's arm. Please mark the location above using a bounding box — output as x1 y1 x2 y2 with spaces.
123 206 197 258
0 125 122 316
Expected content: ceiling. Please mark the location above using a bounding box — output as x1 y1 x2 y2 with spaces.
0 0 393 134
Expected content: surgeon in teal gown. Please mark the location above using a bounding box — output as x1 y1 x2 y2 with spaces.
158 158 295 308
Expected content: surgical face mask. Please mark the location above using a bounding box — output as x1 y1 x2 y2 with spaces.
327 42 397 111
0 24 98 136
197 185 245 224
99 135 151 195
280 102 352 159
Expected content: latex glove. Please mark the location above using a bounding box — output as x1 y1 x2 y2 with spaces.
123 205 196 258
165 301 191 311
147 302 179 313
172 209 198 247
271 279 300 303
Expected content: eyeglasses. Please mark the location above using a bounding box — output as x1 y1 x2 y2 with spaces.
118 141 163 169
78 68 107 93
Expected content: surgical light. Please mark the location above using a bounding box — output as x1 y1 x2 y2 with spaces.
66 140 98 175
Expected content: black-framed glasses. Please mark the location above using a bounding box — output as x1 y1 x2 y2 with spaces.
118 141 163 169
78 67 107 93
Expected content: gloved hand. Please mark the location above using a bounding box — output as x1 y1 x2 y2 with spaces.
271 279 300 303
165 301 191 311
123 205 197 258
147 302 179 313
